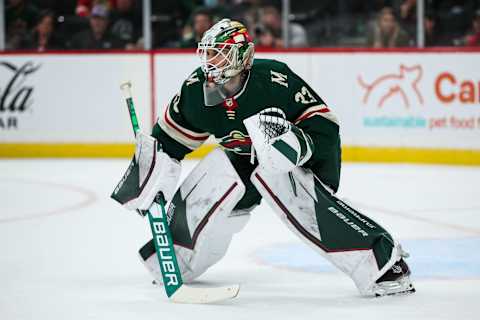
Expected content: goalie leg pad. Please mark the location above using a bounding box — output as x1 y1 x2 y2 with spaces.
251 167 405 295
140 149 248 283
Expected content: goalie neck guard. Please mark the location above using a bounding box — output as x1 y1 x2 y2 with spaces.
197 19 255 85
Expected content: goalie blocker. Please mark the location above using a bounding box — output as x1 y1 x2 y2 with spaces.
111 132 181 213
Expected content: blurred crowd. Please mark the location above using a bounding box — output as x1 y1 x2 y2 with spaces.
4 0 480 51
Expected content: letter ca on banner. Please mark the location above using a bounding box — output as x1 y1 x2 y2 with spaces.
435 72 480 104
0 61 41 129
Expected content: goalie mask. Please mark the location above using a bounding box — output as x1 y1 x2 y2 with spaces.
197 19 255 85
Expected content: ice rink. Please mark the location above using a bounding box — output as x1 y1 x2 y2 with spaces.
1 158 479 320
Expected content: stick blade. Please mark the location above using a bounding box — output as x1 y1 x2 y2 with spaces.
170 284 240 304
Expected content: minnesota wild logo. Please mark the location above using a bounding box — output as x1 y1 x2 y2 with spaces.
218 130 251 155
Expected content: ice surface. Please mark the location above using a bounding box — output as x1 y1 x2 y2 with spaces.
1 159 479 319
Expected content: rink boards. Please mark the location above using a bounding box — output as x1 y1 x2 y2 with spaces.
0 49 479 164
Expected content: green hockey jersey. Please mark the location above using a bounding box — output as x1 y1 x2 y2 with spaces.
152 58 341 199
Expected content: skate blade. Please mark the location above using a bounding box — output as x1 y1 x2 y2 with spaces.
375 286 416 297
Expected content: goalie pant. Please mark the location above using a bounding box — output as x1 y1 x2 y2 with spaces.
139 149 403 295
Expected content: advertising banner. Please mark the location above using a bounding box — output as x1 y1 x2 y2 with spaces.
1 50 479 162
0 53 151 143
310 52 480 150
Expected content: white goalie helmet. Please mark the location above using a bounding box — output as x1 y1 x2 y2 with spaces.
197 19 255 85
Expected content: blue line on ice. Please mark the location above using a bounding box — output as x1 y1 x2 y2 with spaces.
254 238 480 279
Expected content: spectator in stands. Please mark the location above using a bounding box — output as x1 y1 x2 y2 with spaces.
464 10 480 46
31 0 74 15
398 0 416 19
5 0 40 50
431 0 476 44
396 0 417 38
76 0 116 17
202 0 230 21
20 9 64 51
109 0 141 49
151 0 192 48
255 25 282 48
367 7 410 47
225 0 262 33
70 4 124 49
424 12 447 46
258 4 308 47
179 8 214 48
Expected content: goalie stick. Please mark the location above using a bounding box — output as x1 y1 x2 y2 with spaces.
119 82 240 304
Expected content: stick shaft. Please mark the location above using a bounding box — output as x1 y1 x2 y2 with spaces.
120 82 140 135
120 82 183 298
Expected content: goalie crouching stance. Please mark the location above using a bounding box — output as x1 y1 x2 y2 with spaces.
112 19 415 297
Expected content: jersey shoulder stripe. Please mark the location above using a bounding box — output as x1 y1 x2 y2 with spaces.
158 102 210 150
157 68 210 150
294 104 339 126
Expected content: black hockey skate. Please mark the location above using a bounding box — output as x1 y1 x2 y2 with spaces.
373 259 416 297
